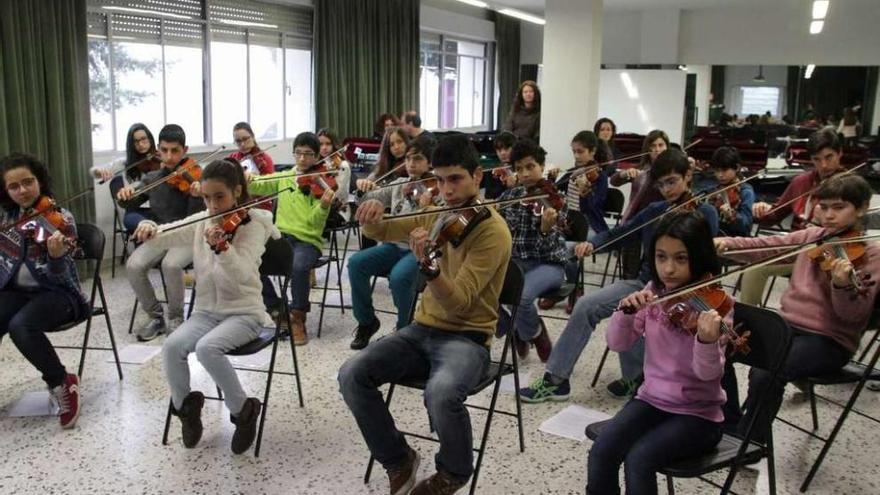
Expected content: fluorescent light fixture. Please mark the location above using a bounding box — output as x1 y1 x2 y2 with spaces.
498 8 546 25
102 6 193 20
455 0 489 8
677 65 688 71
809 20 824 34
218 19 279 29
620 72 639 99
805 64 816 79
812 0 829 19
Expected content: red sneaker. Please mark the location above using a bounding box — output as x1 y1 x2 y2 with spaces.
52 373 81 429
532 319 553 363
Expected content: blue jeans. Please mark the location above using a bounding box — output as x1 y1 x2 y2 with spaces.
261 234 320 312
587 399 722 495
347 243 418 330
510 259 563 341
122 208 154 233
338 324 490 482
545 278 646 381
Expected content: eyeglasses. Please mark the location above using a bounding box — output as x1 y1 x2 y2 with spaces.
234 136 253 145
654 176 683 191
5 177 38 193
294 151 316 158
134 136 151 144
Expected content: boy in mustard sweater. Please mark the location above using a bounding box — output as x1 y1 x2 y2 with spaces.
247 132 334 345
338 135 512 495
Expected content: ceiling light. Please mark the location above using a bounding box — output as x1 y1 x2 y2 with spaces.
805 64 816 79
455 0 489 8
102 6 193 20
620 72 639 99
218 19 279 29
677 65 688 71
812 1 829 19
809 20 824 34
498 8 546 25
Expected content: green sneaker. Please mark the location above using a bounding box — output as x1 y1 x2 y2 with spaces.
520 373 571 403
606 376 642 398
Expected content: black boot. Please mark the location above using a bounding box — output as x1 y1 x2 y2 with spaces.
350 318 380 350
172 391 204 448
231 398 262 454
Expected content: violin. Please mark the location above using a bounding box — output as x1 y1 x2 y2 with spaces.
711 186 741 223
97 153 160 185
297 164 338 198
420 197 492 275
661 280 751 355
211 209 251 254
165 158 203 194
523 179 566 216
402 175 439 201
17 196 78 255
807 229 874 294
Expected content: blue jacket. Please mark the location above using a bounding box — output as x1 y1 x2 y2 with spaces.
588 199 719 283
697 181 755 237
555 168 610 234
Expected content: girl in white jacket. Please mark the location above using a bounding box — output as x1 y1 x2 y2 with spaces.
133 158 280 454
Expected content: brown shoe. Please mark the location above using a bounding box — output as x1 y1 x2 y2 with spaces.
411 470 467 495
532 318 553 363
290 309 308 346
565 288 584 315
514 334 530 360
538 297 559 311
387 447 420 495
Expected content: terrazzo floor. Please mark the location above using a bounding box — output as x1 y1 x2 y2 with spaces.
1 244 879 495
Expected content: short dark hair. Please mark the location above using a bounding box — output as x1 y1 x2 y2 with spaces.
710 146 741 170
402 110 422 128
293 132 320 154
814 174 872 209
432 135 480 174
593 117 617 138
158 124 186 147
493 131 516 150
407 135 435 162
649 149 690 183
808 127 842 156
649 210 721 290
509 139 546 166
202 158 250 204
0 153 53 210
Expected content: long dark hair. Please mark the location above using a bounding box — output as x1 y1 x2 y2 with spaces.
648 210 720 291
374 127 410 177
125 123 156 181
571 130 611 167
317 127 341 153
373 113 400 138
640 129 670 168
511 80 541 113
202 158 250 204
233 122 258 150
0 153 54 211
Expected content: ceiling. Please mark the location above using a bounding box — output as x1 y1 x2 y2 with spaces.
481 0 797 16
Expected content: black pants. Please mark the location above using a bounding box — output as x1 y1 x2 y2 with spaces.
738 328 852 443
0 289 79 388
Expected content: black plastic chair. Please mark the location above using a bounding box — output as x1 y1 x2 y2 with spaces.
161 237 305 457
774 305 880 492
539 209 589 322
51 223 123 380
597 188 626 288
108 176 132 279
363 260 527 495
585 303 793 494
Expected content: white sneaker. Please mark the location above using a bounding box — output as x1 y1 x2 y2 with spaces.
168 316 185 333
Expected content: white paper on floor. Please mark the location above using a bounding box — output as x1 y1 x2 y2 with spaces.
500 371 530 394
7 391 59 417
229 348 272 370
539 404 612 442
111 344 162 364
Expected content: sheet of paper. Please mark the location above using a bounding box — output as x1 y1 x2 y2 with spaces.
111 344 162 364
538 404 612 442
500 371 530 394
7 391 59 417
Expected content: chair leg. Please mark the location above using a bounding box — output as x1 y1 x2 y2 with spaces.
469 363 505 495
99 278 124 380
284 288 305 407
808 384 819 431
186 283 196 319
162 398 174 445
255 333 280 458
510 332 525 453
128 298 139 334
665 475 675 494
590 347 611 388
767 431 777 495
857 328 880 362
317 259 331 338
762 276 777 308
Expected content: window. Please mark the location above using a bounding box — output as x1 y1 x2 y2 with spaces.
419 34 490 130
740 86 781 116
86 0 312 151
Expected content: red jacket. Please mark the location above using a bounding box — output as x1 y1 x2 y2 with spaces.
758 169 820 229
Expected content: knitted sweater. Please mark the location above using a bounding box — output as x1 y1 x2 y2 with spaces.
140 208 280 325
0 206 87 317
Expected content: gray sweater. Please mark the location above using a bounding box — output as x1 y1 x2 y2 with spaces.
119 166 205 223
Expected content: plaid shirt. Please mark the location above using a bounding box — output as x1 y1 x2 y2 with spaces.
497 186 568 264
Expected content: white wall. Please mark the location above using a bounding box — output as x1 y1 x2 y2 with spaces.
689 64 712 126
420 4 494 41
598 69 687 144
520 23 543 65
723 65 788 117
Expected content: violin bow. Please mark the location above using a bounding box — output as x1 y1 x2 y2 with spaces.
720 231 880 256
367 174 436 193
97 153 159 185
648 231 880 308
235 144 278 163
376 193 549 222
762 161 868 218
128 145 227 199
0 187 95 233
250 144 349 183
157 187 293 235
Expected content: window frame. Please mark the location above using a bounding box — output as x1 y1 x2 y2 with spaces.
87 3 313 151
